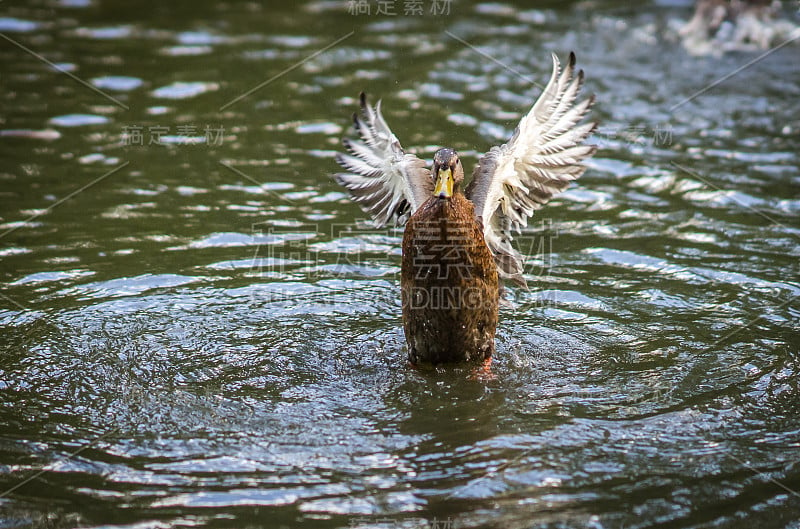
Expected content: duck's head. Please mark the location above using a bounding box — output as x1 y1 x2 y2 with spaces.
432 148 464 200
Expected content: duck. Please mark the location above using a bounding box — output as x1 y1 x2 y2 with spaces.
679 0 799 55
334 52 596 365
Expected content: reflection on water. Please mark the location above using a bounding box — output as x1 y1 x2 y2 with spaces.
1 1 799 528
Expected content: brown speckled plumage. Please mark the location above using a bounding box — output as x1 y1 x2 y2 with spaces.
401 186 498 364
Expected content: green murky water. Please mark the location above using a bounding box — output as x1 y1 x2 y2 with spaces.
1 1 799 527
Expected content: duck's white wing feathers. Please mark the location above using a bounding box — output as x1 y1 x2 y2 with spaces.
334 93 433 227
465 52 596 287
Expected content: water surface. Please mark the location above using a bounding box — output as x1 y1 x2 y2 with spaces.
1 1 799 528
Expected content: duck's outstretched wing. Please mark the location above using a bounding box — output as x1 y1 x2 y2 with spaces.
465 52 596 287
334 93 433 227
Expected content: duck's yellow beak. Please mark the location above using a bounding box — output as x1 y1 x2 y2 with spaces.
434 167 454 198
